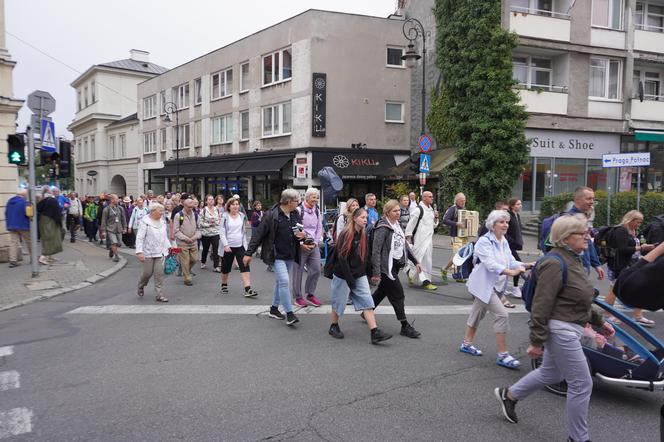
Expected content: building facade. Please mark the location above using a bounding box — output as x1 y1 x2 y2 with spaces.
406 0 664 212
68 50 167 198
137 9 411 204
0 0 24 262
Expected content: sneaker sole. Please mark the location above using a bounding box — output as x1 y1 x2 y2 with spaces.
286 319 299 326
494 388 517 424
371 335 392 344
400 331 421 338
268 313 284 320
306 300 321 307
459 347 482 356
244 293 258 298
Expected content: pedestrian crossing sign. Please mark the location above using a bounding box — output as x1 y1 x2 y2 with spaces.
419 153 430 173
40 119 56 152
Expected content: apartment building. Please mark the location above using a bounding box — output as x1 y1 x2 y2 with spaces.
406 0 664 212
68 50 167 198
137 9 411 203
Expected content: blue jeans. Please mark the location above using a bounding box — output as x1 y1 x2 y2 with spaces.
272 259 294 313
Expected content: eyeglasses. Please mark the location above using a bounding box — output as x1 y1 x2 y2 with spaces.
571 231 590 237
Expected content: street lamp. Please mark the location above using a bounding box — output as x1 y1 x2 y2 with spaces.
163 101 180 192
401 17 427 136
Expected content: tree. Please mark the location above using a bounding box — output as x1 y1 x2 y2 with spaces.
428 0 529 216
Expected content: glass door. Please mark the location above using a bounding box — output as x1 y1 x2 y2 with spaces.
534 158 553 211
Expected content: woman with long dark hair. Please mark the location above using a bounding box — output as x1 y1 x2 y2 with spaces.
328 207 391 344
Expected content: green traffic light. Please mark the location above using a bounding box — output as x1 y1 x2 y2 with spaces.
8 151 24 164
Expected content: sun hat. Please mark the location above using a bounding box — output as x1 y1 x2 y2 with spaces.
452 242 474 267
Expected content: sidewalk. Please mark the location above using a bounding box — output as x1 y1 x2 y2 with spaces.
432 232 540 255
0 237 127 312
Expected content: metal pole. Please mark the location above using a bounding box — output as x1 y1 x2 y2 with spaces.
27 126 39 278
636 166 641 212
175 110 179 193
421 31 426 136
606 169 611 226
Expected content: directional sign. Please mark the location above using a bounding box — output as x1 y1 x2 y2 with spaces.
418 134 432 153
419 153 431 173
27 90 56 115
40 120 56 152
602 152 650 168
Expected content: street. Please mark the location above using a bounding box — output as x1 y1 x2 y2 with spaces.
0 246 662 441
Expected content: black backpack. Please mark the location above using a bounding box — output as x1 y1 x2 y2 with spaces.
594 225 618 265
522 253 568 312
644 216 664 245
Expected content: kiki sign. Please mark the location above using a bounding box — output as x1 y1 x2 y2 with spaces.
312 73 327 137
526 129 618 159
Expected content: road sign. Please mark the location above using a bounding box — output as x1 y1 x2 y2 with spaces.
418 134 432 153
419 172 427 186
602 152 650 168
30 114 52 133
419 153 431 173
27 90 55 115
40 120 56 152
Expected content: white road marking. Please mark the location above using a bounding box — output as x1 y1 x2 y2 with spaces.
0 407 33 439
0 372 19 392
66 304 528 315
0 347 13 358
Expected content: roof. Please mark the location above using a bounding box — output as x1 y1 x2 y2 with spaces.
97 59 168 75
107 113 138 127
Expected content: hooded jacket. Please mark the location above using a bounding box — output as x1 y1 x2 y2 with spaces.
370 218 418 277
5 195 30 231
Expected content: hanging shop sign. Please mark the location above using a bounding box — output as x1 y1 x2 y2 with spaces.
312 73 327 137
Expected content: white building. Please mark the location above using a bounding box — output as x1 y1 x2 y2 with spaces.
68 50 167 198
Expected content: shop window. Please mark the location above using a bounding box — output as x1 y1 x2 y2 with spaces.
589 58 621 99
592 0 624 30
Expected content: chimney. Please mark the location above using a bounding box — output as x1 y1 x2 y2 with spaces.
129 49 150 63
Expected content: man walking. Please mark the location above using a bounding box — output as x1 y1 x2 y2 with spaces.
5 188 31 267
441 192 468 282
364 193 379 229
408 192 418 212
405 191 439 290
100 194 127 262
174 198 201 286
67 192 83 243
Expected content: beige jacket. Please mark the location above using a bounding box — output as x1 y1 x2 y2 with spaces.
173 210 201 246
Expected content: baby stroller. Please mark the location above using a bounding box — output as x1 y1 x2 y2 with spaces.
533 298 664 396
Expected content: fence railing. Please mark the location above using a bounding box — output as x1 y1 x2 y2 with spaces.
510 5 571 20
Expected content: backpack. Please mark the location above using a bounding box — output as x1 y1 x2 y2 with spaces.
644 216 664 245
538 212 564 251
176 210 199 225
410 206 426 241
594 225 618 265
452 242 475 280
522 253 568 312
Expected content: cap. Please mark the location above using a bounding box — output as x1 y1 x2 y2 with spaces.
123 196 131 203
452 243 474 267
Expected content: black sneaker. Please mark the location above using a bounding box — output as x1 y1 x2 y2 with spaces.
8 262 19 268
494 387 518 424
400 323 421 338
269 306 285 320
329 323 344 339
370 328 392 345
244 288 258 298
286 312 299 326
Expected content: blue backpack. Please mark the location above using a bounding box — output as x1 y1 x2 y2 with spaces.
522 252 567 312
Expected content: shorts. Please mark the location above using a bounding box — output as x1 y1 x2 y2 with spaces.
106 232 122 246
451 236 469 254
330 275 375 316
221 246 250 273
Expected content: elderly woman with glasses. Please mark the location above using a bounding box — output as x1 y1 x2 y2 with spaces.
495 214 614 442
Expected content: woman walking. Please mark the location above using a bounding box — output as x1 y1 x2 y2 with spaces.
328 207 392 344
460 210 531 369
36 186 63 265
215 195 225 217
370 200 422 338
218 197 257 297
83 195 99 242
495 214 614 442
128 197 149 249
199 195 221 272
335 198 359 240
506 198 524 298
292 188 323 308
135 203 171 302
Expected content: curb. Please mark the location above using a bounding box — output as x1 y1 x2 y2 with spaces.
0 243 127 313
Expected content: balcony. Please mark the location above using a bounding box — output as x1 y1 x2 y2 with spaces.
635 28 664 54
517 86 568 115
509 6 571 42
631 97 664 122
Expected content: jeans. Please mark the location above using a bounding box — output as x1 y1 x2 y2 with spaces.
292 245 321 299
272 259 294 313
330 274 374 316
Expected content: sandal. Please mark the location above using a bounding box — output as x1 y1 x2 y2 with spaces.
496 354 521 370
502 299 516 309
155 295 168 303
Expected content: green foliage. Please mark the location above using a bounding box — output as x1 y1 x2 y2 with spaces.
429 0 529 218
385 182 412 200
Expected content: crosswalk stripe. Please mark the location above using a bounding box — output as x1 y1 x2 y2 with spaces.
0 372 19 392
0 408 33 439
0 347 13 358
66 304 528 315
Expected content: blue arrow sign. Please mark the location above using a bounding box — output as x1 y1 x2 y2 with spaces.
40 119 56 152
419 153 431 173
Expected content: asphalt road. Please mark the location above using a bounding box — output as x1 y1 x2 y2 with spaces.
0 247 662 441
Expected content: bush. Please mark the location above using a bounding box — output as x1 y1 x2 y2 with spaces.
540 191 664 226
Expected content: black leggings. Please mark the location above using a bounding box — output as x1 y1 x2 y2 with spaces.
201 235 220 267
372 261 407 322
221 246 250 274
511 249 521 287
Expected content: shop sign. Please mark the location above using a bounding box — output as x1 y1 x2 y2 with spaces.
312 73 326 137
526 129 619 159
312 151 399 179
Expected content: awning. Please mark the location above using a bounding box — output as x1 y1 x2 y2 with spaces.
239 156 292 175
635 130 664 142
152 163 200 177
153 156 291 178
389 148 456 176
312 151 400 178
196 160 246 176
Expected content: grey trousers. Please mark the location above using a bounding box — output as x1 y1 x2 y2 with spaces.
466 290 509 333
509 321 591 442
291 245 321 299
138 257 165 294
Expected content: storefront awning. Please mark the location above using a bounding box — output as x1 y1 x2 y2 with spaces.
240 156 292 175
312 151 402 179
635 130 664 142
153 163 200 178
153 156 291 178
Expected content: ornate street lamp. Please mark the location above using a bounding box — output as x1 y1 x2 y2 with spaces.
401 17 427 136
163 101 180 192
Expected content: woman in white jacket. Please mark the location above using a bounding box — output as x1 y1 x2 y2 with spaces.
135 203 171 302
218 197 257 297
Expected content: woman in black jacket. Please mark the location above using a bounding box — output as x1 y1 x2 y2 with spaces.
328 207 391 344
505 198 524 298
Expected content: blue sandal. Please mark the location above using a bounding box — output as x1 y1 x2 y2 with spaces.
496 354 521 370
460 343 483 356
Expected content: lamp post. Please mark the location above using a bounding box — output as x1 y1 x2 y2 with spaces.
401 17 427 136
163 101 180 192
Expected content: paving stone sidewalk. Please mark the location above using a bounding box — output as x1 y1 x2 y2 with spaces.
0 238 126 311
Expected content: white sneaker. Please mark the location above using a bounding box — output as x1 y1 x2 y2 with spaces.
511 287 522 299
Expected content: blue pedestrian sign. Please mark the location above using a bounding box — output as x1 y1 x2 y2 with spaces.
419 153 431 173
418 134 432 153
40 119 56 152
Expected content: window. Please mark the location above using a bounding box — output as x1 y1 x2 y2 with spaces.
143 95 157 119
84 86 89 107
91 82 96 103
262 48 292 86
240 62 250 91
240 111 249 140
160 128 167 151
194 120 202 147
211 68 233 99
512 55 553 90
174 124 190 149
589 58 622 99
83 137 88 162
109 136 116 159
592 0 623 29
636 2 664 32
510 0 554 16
194 78 202 105
386 47 404 67
90 135 95 160
211 114 233 144
262 102 291 137
633 69 662 100
119 134 126 157
77 90 82 111
385 102 404 123
172 83 189 109
159 90 166 114
144 131 157 153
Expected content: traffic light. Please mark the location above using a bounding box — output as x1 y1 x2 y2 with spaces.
7 134 26 165
59 140 72 178
409 154 420 174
